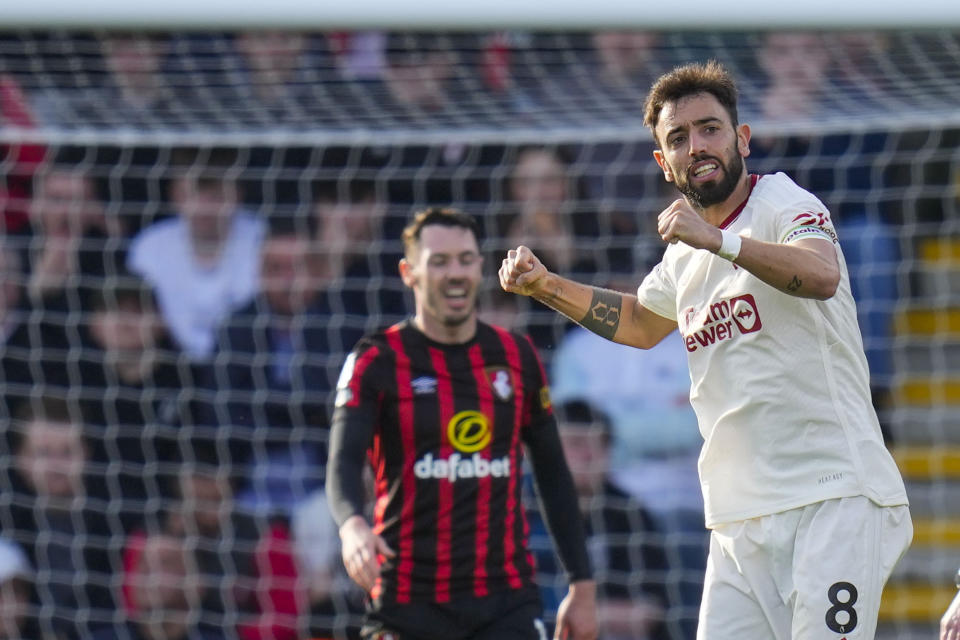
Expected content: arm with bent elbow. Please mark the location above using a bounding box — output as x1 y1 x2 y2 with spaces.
657 198 841 300
732 235 841 300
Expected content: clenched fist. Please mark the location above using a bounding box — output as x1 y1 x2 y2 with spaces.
657 199 722 251
500 245 549 297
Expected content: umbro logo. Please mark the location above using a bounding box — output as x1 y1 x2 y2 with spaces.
411 376 437 395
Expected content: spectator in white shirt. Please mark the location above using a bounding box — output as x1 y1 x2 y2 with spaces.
128 147 264 360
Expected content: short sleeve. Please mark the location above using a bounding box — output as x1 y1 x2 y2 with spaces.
776 205 839 247
636 261 678 322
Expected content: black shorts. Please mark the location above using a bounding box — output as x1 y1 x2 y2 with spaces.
362 587 546 640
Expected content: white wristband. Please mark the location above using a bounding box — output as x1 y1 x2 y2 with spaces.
717 230 742 261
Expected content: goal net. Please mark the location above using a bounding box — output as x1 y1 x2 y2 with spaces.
0 27 957 640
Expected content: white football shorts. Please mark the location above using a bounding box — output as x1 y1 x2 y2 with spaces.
697 495 912 640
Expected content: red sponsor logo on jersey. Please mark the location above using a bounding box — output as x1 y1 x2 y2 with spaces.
681 293 762 353
792 210 830 227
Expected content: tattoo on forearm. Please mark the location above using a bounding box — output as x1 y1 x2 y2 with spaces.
580 289 623 340
786 275 802 292
533 285 565 313
538 284 563 304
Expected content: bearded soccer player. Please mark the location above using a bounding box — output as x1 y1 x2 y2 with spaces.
500 61 911 639
327 208 597 640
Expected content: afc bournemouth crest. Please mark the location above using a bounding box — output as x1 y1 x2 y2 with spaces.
485 366 514 401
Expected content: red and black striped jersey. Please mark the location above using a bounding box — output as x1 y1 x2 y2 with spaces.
331 319 555 605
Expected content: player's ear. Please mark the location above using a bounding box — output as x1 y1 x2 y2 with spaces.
653 149 674 182
737 123 751 158
398 257 416 288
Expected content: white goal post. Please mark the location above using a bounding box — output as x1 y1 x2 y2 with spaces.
1 0 960 30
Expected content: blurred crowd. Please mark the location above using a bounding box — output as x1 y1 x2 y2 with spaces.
0 29 957 131
0 27 957 640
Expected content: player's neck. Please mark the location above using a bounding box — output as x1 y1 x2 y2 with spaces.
698 171 753 228
413 314 478 345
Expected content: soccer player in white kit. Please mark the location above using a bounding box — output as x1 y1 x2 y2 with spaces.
499 60 911 639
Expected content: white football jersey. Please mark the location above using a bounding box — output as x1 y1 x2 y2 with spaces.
637 172 907 527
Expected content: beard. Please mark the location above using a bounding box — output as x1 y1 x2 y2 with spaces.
673 145 745 210
441 308 473 327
